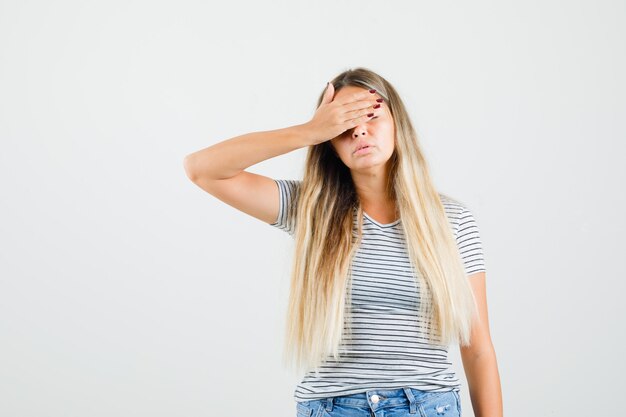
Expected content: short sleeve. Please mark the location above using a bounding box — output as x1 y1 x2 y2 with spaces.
268 179 301 237
454 206 486 275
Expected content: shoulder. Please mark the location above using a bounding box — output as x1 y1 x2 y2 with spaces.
438 192 464 211
437 192 480 239
273 179 302 204
274 178 302 191
438 193 487 274
270 179 303 236
438 192 467 219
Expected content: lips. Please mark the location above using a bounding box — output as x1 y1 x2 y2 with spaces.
354 142 373 153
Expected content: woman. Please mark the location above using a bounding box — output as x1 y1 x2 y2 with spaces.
183 67 503 417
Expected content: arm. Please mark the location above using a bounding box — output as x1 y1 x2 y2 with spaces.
182 123 315 225
459 271 503 417
183 123 314 181
183 86 380 224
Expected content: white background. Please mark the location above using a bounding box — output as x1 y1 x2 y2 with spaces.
1 1 624 416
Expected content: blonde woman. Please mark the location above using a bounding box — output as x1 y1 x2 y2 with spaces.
183 67 503 417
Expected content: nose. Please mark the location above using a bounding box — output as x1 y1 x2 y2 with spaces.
352 124 368 139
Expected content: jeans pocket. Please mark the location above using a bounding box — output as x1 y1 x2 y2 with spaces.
418 391 460 417
296 400 324 417
296 402 313 417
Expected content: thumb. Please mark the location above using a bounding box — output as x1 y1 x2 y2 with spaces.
321 81 334 104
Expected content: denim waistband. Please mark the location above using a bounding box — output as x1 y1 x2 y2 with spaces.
300 387 455 414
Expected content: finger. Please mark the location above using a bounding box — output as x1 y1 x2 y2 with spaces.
344 109 377 127
320 82 335 105
339 95 382 117
334 88 378 107
343 100 381 120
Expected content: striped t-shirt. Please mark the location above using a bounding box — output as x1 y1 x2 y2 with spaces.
269 179 486 403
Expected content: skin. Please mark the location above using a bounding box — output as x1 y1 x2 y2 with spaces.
329 86 398 223
460 271 504 417
331 86 504 417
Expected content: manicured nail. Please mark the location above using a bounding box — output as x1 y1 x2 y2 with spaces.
367 113 374 117
376 98 383 102
373 104 381 109
369 89 376 93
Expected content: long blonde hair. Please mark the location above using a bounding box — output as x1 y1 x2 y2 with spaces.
282 67 478 375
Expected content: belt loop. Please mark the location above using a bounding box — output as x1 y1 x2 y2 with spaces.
402 387 417 414
325 397 334 412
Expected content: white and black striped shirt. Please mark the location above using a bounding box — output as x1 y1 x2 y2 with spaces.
269 179 486 403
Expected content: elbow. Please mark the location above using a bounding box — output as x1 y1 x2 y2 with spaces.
183 151 225 182
460 340 495 362
183 155 198 182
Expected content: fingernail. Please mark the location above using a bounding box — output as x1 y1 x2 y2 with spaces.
369 89 376 93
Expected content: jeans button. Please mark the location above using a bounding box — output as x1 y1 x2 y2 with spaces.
371 394 380 403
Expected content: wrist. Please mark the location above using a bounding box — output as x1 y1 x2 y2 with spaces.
291 122 318 147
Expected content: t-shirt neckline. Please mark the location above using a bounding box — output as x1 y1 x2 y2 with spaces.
363 211 401 227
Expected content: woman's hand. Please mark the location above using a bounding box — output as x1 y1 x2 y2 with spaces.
302 83 381 146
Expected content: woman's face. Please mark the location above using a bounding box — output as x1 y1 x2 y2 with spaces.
329 86 396 172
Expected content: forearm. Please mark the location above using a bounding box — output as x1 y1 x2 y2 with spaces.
461 346 503 417
184 123 315 180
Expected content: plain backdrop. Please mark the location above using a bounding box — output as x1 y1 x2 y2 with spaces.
1 1 624 416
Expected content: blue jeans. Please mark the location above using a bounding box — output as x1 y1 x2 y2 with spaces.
296 387 461 417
